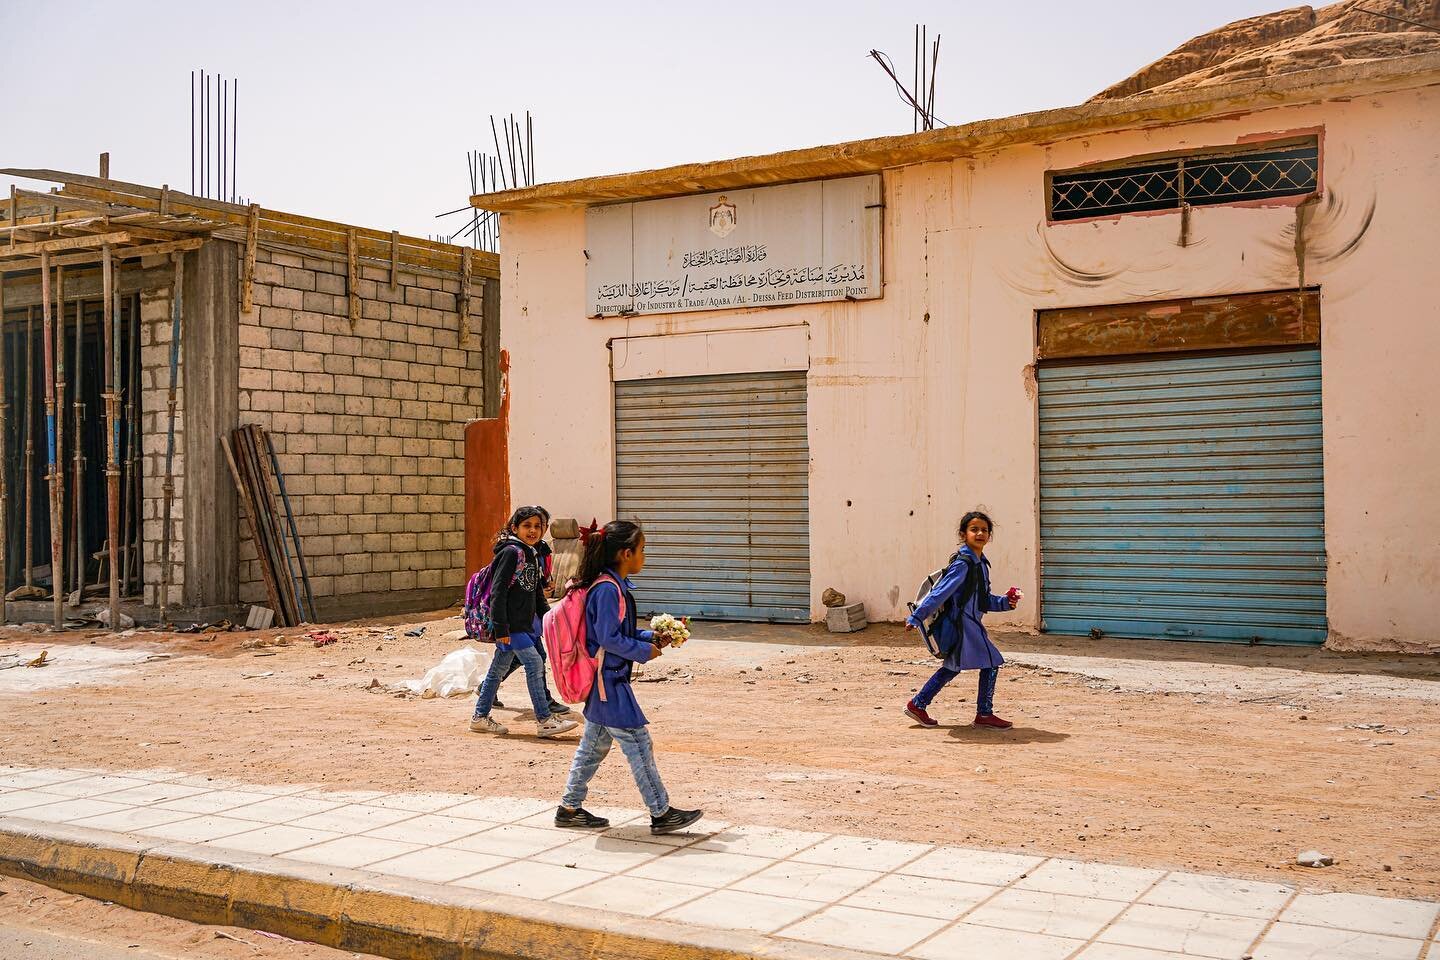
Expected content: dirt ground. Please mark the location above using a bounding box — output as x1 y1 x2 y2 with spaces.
2 613 1438 903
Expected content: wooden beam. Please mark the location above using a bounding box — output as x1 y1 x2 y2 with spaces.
390 229 398 289
1037 289 1322 361
241 203 259 314
0 237 204 274
458 249 472 344
346 228 359 330
0 231 131 259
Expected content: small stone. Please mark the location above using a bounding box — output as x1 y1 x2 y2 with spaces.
1384 864 1393 872
821 587 846 608
1296 850 1334 868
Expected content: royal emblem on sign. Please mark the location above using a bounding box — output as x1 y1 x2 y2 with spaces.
708 196 737 238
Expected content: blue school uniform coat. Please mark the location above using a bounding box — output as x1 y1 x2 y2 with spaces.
582 570 657 729
906 546 1009 672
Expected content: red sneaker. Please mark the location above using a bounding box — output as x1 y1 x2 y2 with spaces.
973 714 1013 729
905 700 939 727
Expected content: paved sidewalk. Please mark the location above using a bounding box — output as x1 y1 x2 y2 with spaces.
1 764 1438 960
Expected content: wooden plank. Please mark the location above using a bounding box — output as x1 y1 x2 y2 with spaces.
37 178 501 278
0 237 205 274
222 434 286 622
0 265 172 310
390 230 398 289
458 248 472 344
0 231 131 258
241 203 259 314
0 272 8 606
346 228 359 329
1037 289 1322 361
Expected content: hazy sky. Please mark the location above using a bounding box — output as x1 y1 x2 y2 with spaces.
1 1 1287 240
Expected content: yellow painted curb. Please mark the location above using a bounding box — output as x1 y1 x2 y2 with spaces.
0 818 882 960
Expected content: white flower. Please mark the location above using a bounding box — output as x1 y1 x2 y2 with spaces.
649 613 691 646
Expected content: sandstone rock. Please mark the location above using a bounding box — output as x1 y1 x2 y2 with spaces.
821 587 846 608
1092 1 1440 102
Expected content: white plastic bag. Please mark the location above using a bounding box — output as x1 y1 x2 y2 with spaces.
405 646 489 699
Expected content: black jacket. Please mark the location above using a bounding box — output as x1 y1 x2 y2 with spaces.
489 536 549 640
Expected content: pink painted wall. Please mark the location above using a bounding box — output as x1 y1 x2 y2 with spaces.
499 84 1440 648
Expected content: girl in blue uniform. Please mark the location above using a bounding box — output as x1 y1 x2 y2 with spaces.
469 507 578 738
904 510 1020 729
553 521 704 835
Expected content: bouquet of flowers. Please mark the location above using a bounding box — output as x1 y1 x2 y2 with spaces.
649 614 692 647
1005 587 1024 605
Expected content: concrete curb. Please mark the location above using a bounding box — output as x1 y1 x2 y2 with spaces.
0 817 884 960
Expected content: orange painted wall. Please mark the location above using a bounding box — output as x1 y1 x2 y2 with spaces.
464 350 511 579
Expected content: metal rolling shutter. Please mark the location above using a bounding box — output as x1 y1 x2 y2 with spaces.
615 371 810 622
1038 349 1326 645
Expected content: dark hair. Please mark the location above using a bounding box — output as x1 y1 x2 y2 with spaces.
958 510 994 541
496 505 547 545
574 520 644 589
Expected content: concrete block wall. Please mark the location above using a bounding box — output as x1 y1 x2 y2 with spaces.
235 246 486 608
138 281 184 609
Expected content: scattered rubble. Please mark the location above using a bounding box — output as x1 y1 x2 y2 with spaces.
1296 849 1335 868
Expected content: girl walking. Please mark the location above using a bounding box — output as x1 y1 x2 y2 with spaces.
904 510 1020 729
553 521 703 835
469 507 579 738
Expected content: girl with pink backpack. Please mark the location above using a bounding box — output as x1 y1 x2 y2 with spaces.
550 521 703 835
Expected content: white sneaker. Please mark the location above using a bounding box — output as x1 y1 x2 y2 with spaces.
536 716 578 738
469 715 508 735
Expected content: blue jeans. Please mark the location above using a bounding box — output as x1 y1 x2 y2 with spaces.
914 666 999 715
473 640 550 721
561 722 669 817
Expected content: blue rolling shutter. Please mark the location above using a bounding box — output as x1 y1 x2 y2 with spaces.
1038 349 1326 645
614 371 810 622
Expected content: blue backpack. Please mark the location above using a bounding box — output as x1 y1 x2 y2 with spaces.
462 546 522 642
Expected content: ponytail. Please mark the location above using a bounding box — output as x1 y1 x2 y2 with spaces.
573 520 644 591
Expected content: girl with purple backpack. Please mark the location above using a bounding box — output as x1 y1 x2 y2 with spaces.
552 520 703 835
468 506 579 739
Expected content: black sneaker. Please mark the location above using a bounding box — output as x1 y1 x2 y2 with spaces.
555 806 610 829
650 807 703 835
548 698 572 715
492 698 504 709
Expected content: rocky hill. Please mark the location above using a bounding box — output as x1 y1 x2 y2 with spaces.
1092 0 1440 100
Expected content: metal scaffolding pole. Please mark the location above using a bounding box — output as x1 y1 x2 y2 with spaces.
102 246 120 630
41 252 62 627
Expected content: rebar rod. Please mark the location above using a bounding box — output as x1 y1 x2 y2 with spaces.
158 254 183 623
102 246 120 629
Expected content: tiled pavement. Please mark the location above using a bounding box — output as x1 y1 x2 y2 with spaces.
2 765 1438 960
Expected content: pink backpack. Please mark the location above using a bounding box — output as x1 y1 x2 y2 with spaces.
542 574 623 704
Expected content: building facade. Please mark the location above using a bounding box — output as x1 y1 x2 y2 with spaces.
477 55 1440 651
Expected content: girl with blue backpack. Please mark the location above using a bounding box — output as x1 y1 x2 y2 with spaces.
468 506 579 739
904 510 1020 730
552 520 703 835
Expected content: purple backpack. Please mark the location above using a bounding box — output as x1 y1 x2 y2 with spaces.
462 546 522 642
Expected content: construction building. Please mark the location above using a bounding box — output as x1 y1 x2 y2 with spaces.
0 169 499 624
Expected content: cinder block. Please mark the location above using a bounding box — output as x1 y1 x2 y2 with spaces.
315 272 345 296
343 475 375 495
292 351 325 374
303 372 335 394
826 602 869 633
391 570 417 591
292 311 325 333
283 267 317 291
272 370 304 392
363 494 391 513
334 336 362 358
342 553 373 575
323 354 355 376
303 291 339 315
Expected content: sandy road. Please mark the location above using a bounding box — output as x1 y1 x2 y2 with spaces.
2 614 1437 901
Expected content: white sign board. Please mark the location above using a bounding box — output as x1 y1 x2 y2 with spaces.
586 175 882 318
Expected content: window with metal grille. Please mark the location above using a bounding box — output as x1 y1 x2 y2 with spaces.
1049 139 1319 222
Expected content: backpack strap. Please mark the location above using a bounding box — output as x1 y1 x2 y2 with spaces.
943 551 983 623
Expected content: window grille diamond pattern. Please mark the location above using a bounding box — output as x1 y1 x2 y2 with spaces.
1050 141 1319 222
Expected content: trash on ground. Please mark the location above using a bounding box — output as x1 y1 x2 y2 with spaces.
96 609 136 630
404 626 426 637
241 671 274 680
404 646 488 699
1296 849 1334 867
309 631 339 648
